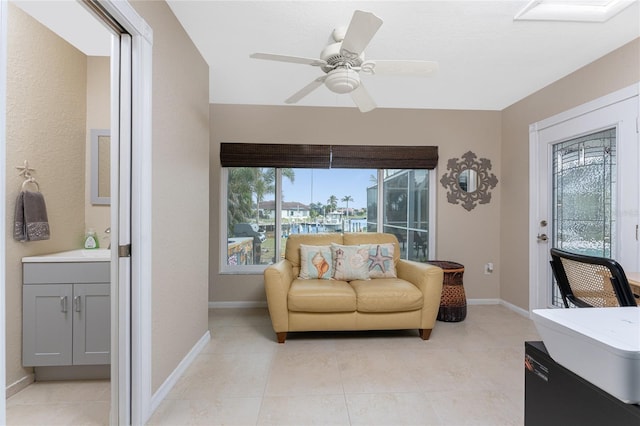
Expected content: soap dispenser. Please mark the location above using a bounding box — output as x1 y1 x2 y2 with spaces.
84 229 99 249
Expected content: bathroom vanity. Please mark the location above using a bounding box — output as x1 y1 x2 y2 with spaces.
22 250 110 379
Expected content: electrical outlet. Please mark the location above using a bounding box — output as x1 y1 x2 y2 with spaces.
484 262 494 274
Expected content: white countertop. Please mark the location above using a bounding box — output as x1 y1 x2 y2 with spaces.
532 307 640 404
22 249 111 263
533 307 640 353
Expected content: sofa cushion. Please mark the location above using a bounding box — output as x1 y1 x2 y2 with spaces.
288 279 357 313
285 233 344 273
367 243 397 278
350 278 423 313
299 244 333 280
331 243 371 281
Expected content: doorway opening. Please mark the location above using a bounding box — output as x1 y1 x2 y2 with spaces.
529 84 640 311
1 1 153 424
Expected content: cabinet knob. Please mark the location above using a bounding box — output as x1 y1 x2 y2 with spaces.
60 296 68 313
74 296 81 313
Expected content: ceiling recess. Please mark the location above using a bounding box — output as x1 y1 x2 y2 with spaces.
514 0 637 22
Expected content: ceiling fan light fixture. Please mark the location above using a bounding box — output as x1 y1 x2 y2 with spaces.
324 68 360 94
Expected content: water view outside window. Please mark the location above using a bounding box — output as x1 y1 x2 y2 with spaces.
281 168 375 235
224 167 430 269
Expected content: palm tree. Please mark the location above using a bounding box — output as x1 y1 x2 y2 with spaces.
261 168 295 188
342 195 354 221
253 176 268 223
327 195 338 212
309 202 324 220
227 168 256 233
227 167 295 231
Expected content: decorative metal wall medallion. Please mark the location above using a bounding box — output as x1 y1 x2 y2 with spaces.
440 151 498 211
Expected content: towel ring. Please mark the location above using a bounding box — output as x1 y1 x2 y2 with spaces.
22 178 39 191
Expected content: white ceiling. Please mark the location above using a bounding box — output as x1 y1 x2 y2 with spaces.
13 1 640 111
165 0 640 111
12 1 111 56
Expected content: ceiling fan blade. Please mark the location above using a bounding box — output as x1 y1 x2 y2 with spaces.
250 53 327 67
350 84 376 113
285 76 327 104
361 60 439 76
340 10 383 59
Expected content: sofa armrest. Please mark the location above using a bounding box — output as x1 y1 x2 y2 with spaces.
396 260 444 329
264 259 295 333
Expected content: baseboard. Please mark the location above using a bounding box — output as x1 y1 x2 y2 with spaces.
6 373 34 398
208 301 268 309
34 365 109 381
150 330 211 414
467 298 531 318
467 298 501 305
499 299 531 318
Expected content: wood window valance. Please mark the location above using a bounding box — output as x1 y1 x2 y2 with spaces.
220 143 438 169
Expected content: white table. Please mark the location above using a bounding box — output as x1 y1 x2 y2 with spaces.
626 272 640 298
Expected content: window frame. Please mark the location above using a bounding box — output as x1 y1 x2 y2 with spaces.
219 167 437 274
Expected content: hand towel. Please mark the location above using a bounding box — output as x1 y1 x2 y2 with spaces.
14 190 50 241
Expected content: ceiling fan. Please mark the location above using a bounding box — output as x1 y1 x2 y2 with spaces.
250 10 439 113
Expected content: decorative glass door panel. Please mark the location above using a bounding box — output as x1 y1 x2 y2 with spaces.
551 129 616 306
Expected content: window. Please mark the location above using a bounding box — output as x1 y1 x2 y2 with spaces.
220 143 438 273
373 170 431 262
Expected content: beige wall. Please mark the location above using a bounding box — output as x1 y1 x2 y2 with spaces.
210 38 640 313
210 105 502 303
129 0 210 393
85 56 110 246
500 38 640 309
5 4 87 392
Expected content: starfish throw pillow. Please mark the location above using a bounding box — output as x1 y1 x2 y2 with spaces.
368 243 397 278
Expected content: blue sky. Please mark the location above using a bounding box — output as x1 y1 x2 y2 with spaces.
280 169 376 209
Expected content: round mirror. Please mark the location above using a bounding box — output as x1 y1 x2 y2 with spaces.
440 151 498 211
458 169 478 193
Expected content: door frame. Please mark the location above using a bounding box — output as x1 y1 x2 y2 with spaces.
94 2 153 424
0 1 153 424
0 0 8 418
529 83 640 312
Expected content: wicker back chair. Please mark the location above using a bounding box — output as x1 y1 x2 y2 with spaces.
549 248 637 308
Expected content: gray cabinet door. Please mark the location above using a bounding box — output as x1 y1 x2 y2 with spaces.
73 283 110 365
22 284 73 366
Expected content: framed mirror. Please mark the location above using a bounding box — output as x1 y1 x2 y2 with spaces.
91 129 110 205
440 151 498 211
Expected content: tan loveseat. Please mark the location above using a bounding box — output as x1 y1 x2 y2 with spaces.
264 232 444 343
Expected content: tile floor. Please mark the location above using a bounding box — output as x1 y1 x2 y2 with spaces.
6 379 110 425
7 304 540 425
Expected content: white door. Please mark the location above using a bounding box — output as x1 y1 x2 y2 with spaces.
530 85 640 310
110 31 132 425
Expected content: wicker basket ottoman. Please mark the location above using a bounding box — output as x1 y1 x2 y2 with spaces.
427 260 466 322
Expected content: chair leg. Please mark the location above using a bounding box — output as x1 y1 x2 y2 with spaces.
419 328 432 340
276 332 287 344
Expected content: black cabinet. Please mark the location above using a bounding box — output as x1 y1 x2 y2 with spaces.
525 341 640 426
